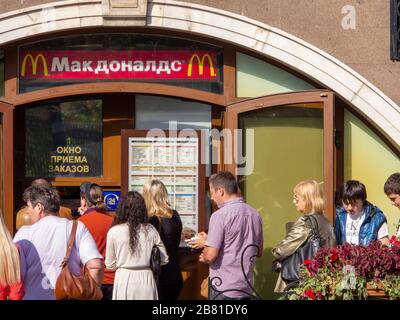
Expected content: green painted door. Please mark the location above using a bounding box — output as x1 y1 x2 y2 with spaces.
238 103 324 299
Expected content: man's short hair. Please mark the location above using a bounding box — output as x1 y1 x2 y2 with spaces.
23 185 60 215
384 173 400 195
31 178 52 188
209 171 239 195
340 180 367 204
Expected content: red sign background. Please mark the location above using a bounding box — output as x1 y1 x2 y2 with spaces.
19 50 218 80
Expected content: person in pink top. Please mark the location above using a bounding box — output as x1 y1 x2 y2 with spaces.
190 171 264 300
0 211 24 300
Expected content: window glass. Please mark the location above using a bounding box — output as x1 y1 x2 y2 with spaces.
135 94 212 226
344 109 400 234
135 94 212 175
390 0 400 60
25 99 102 177
135 95 211 130
236 52 315 97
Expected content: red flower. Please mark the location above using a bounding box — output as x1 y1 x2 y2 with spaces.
303 259 314 273
330 249 339 262
389 235 397 244
303 288 315 300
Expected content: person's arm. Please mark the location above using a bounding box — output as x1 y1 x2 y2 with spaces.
105 229 117 271
13 231 28 282
199 246 219 264
377 222 389 245
153 226 169 266
76 222 104 283
334 210 343 245
85 258 104 285
199 213 224 264
379 237 389 245
188 231 207 249
272 217 310 260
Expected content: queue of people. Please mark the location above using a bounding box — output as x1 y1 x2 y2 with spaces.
270 175 400 293
1 178 175 300
1 172 400 300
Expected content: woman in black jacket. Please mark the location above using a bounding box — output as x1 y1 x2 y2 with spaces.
143 179 183 300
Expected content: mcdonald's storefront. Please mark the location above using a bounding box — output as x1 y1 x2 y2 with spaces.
1 0 400 299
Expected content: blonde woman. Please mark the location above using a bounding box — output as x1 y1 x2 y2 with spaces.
0 212 24 300
272 180 336 293
142 179 183 300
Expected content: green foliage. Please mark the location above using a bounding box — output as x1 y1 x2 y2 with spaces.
381 275 400 300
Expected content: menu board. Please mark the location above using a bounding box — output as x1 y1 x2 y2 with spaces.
128 136 199 233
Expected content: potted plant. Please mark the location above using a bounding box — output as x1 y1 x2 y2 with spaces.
285 237 400 300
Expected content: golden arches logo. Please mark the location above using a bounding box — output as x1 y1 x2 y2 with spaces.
187 54 216 77
21 54 49 77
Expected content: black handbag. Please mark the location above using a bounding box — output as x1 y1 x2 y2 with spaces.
150 244 162 282
150 216 163 283
280 215 321 283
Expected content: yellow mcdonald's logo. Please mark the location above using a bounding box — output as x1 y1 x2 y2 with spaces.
21 53 49 77
187 53 216 77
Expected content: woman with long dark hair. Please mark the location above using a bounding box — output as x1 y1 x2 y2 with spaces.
105 191 169 300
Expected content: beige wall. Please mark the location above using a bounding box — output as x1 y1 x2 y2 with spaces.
0 0 64 13
0 0 399 104
182 0 400 105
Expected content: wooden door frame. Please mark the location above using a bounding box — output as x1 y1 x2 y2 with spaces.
224 90 335 222
0 100 14 232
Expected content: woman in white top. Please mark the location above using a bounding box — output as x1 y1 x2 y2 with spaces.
105 191 168 300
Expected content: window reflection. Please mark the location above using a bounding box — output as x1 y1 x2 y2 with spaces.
25 99 102 178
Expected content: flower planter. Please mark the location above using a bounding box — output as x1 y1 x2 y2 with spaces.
366 283 388 300
291 242 400 300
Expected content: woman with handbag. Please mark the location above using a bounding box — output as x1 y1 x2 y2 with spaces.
0 212 24 300
105 191 169 300
13 185 104 300
272 180 336 293
143 179 183 300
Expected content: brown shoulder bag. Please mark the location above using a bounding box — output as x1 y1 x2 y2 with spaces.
54 220 103 300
